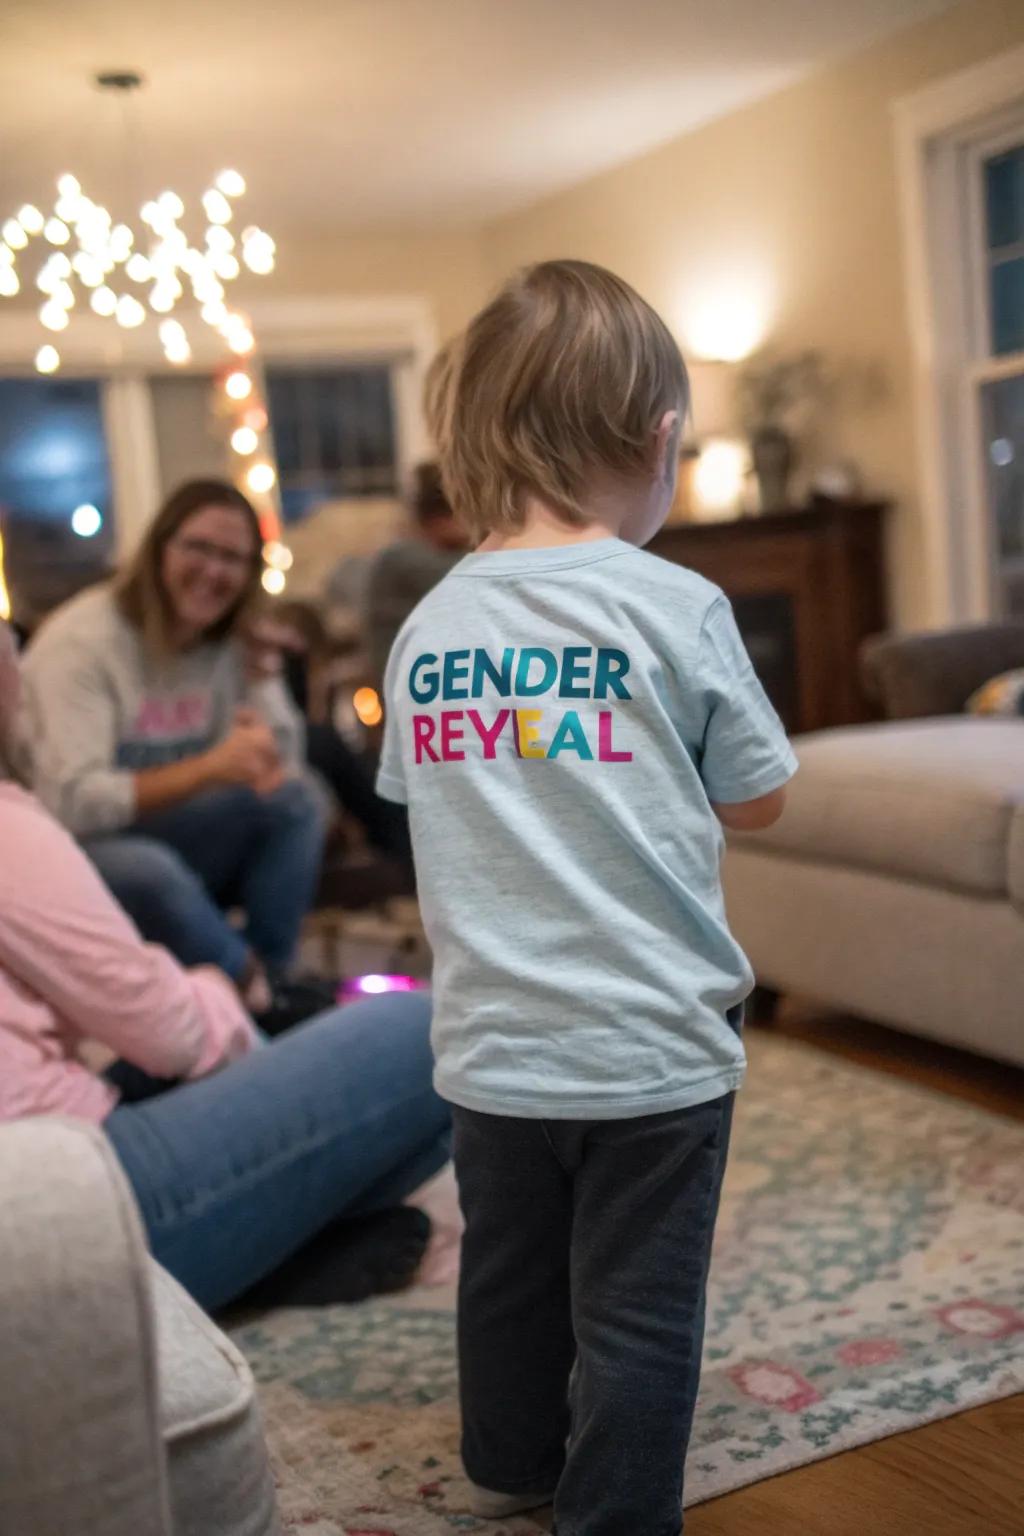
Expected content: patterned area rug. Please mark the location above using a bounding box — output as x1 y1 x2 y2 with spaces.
232 1035 1024 1534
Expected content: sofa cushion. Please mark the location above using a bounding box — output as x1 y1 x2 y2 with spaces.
153 1263 280 1536
738 718 1024 901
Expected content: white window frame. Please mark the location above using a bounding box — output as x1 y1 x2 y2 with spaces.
894 45 1024 625
0 296 437 559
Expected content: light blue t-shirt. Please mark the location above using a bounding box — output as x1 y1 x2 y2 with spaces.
377 538 798 1120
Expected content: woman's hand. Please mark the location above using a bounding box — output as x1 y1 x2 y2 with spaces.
204 707 285 794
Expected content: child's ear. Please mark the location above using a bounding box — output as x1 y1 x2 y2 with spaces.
653 410 681 478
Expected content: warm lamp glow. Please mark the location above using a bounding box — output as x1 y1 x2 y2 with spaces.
692 438 747 517
679 272 772 363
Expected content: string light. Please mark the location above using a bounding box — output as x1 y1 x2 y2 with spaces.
261 567 286 596
231 425 259 455
17 204 44 235
2 220 27 250
44 218 70 246
39 299 69 331
0 267 19 297
263 540 293 571
247 462 276 494
225 371 252 400
115 293 146 328
353 687 383 728
35 344 60 374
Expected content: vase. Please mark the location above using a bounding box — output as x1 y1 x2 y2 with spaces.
751 426 793 512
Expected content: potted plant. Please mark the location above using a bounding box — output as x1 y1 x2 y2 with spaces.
736 351 826 511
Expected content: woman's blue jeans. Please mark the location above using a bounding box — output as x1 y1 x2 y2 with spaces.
104 992 451 1311
83 779 326 980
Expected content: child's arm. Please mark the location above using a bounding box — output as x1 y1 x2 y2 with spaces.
711 785 787 832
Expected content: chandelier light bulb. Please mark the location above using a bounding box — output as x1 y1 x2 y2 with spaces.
57 173 80 198
212 252 240 281
158 191 185 220
90 285 117 316
115 293 146 328
201 300 228 327
17 204 44 235
35 344 60 374
206 225 234 253
74 255 105 288
231 425 259 455
202 189 232 225
44 218 70 246
158 318 185 345
0 266 19 297
243 247 275 276
37 268 59 295
149 285 176 314
40 299 69 331
0 243 12 264
261 567 286 596
53 281 76 309
225 370 253 400
3 219 28 250
125 253 151 283
216 169 246 198
50 253 72 278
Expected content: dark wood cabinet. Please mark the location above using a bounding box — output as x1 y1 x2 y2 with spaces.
648 499 888 735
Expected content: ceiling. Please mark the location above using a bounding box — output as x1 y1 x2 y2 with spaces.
0 0 956 233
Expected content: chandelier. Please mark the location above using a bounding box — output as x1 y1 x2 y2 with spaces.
0 72 277 375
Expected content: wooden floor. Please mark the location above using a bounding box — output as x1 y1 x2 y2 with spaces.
688 1004 1024 1536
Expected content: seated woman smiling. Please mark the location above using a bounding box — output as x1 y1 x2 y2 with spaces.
16 479 326 1019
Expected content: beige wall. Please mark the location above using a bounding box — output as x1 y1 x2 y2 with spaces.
480 0 1024 628
256 227 489 344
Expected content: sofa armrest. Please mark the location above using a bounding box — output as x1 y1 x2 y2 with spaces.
860 623 1024 719
0 1118 173 1536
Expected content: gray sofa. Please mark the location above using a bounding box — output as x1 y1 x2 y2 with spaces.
0 1117 281 1536
723 623 1024 1067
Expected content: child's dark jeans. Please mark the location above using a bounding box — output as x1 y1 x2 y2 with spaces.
452 1092 734 1536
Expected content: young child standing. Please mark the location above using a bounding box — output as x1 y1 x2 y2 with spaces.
377 260 798 1536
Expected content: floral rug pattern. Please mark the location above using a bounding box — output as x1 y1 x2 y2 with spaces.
232 1036 1024 1533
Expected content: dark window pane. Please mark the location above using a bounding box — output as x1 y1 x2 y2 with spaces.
0 378 113 624
981 372 1024 618
991 256 1024 357
985 146 1024 253
266 364 397 524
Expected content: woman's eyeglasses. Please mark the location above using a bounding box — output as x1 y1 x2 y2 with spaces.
169 535 255 574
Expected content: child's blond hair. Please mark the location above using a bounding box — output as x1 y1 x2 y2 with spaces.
440 260 688 542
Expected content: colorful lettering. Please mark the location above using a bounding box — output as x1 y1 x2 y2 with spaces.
442 649 470 700
471 647 514 698
467 708 510 758
413 714 439 763
547 709 594 760
409 654 439 704
515 708 546 759
515 648 558 696
440 712 466 761
598 710 631 761
594 649 631 700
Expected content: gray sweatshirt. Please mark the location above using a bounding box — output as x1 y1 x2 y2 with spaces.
16 584 305 838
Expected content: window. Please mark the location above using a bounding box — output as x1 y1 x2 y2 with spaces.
266 364 397 524
984 145 1024 357
0 378 113 625
971 133 1024 617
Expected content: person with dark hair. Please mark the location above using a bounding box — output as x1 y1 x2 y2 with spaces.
363 461 468 689
16 479 327 1020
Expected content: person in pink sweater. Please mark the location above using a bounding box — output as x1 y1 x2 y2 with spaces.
0 618 450 1311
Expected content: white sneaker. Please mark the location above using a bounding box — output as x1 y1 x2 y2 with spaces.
467 1482 557 1518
